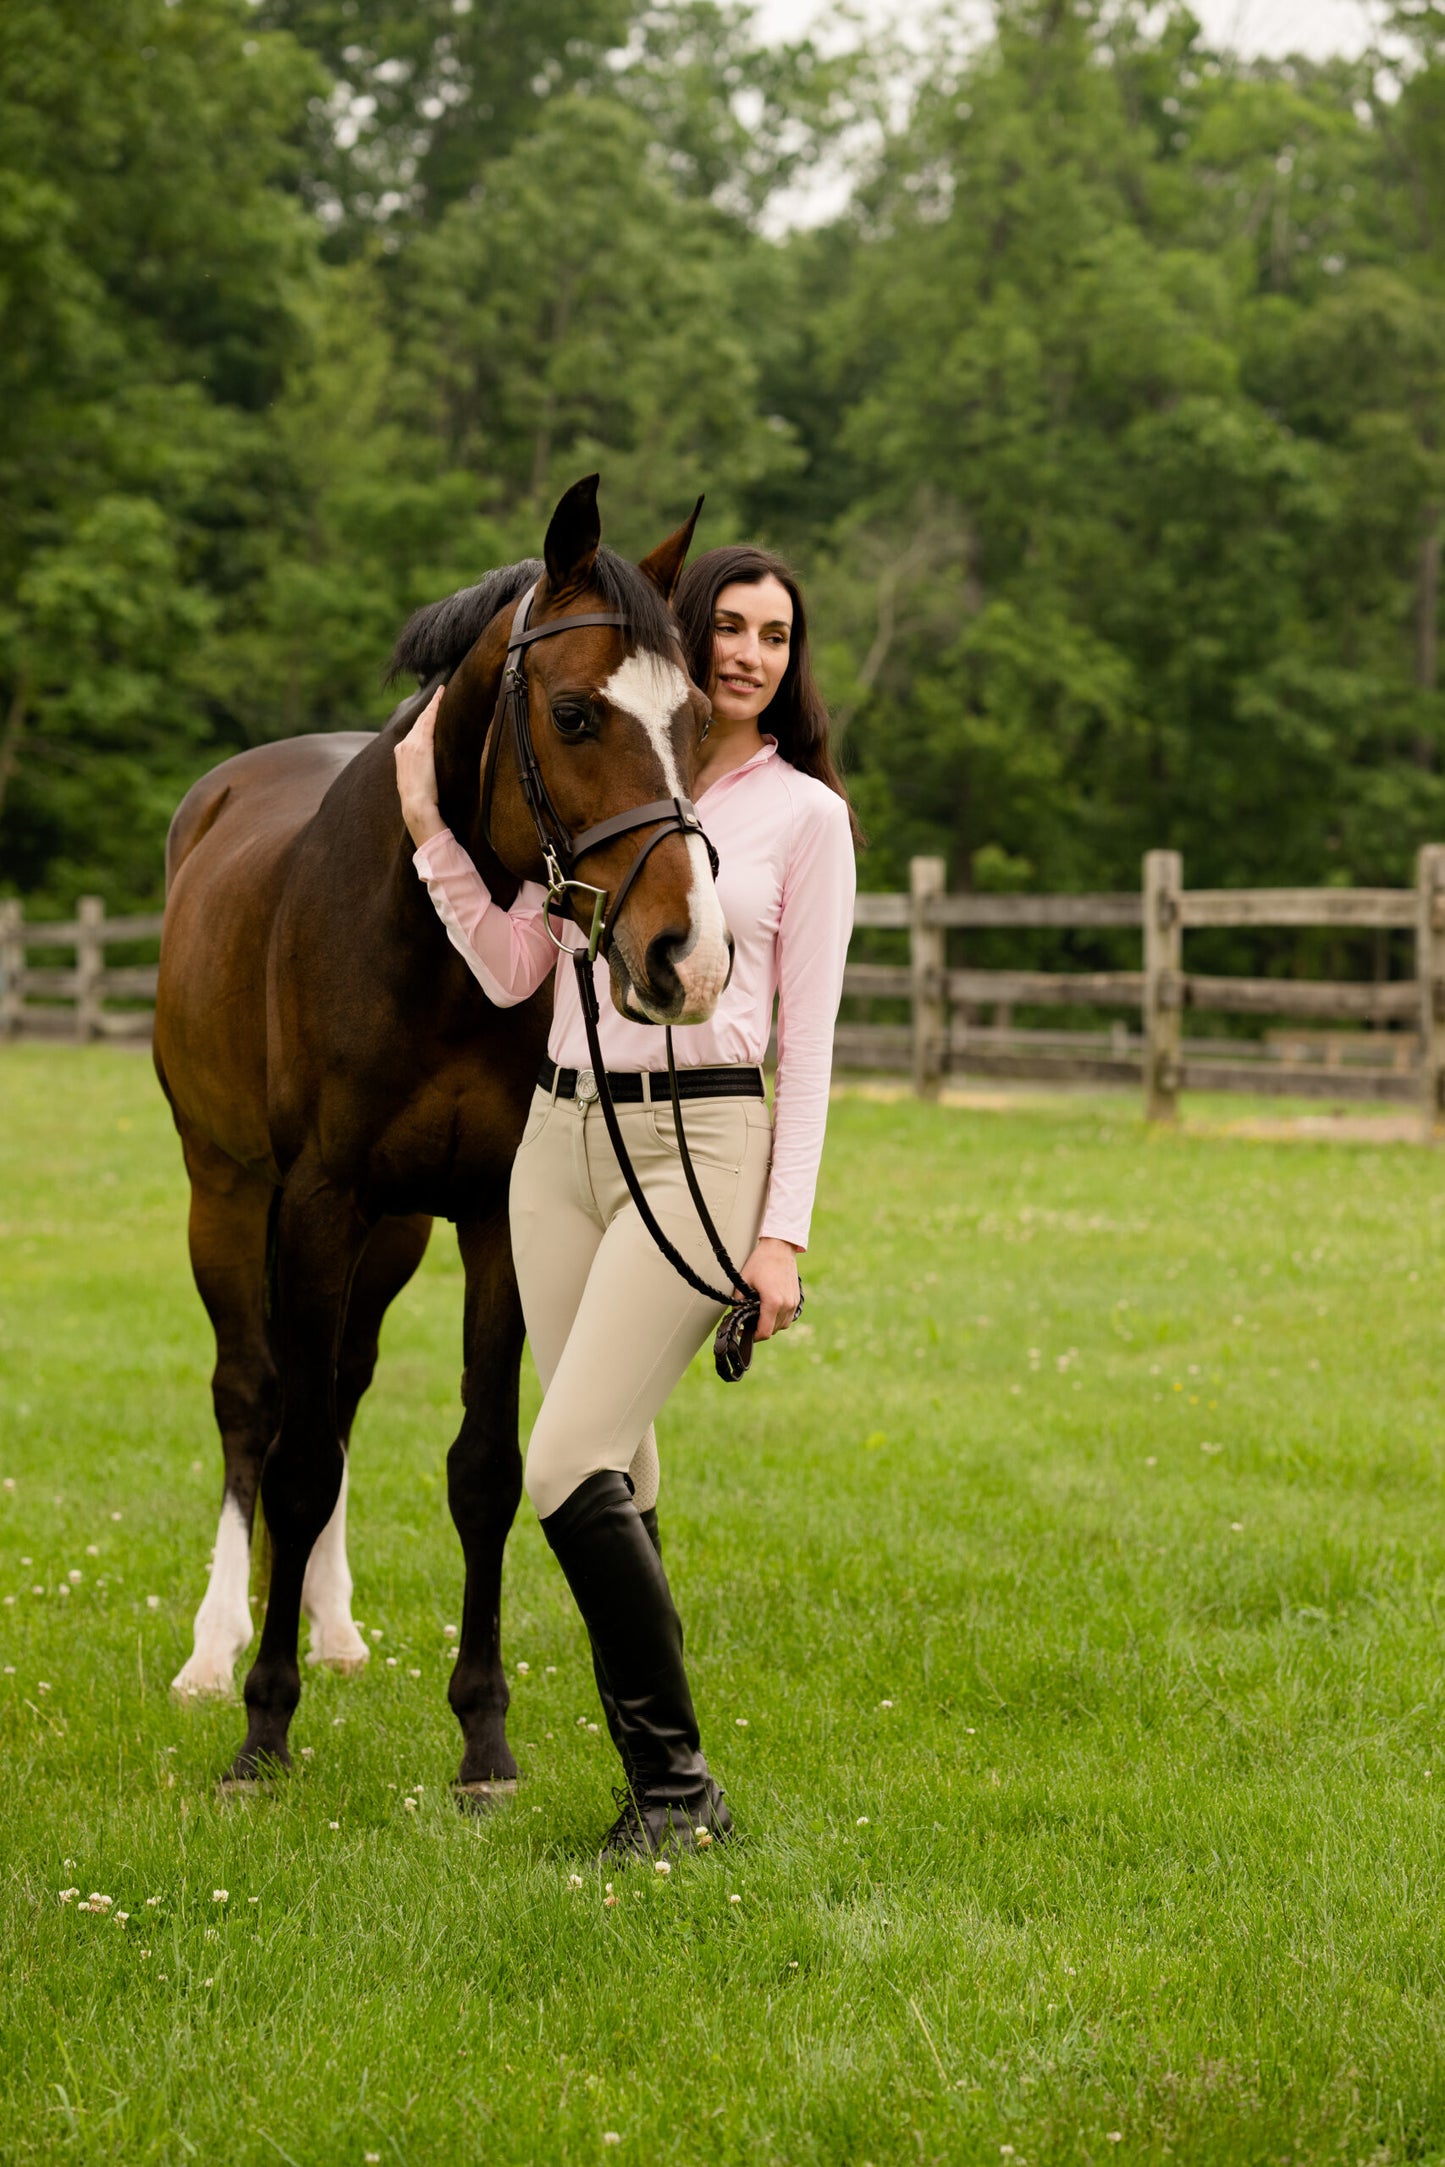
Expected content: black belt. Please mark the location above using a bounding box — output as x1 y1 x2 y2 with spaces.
539 1056 764 1105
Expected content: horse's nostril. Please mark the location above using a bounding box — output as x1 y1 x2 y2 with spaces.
644 928 689 1001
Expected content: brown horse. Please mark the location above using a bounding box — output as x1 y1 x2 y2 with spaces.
153 476 720 1789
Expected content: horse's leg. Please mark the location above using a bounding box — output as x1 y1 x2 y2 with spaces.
448 1202 527 1800
172 1132 279 1700
227 1165 369 1782
301 1212 433 1674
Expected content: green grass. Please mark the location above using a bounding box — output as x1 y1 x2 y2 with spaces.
4 1045 1445 2165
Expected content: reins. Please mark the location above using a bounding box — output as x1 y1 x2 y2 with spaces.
478 585 791 1381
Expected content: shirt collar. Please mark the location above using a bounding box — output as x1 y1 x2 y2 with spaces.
697 736 778 807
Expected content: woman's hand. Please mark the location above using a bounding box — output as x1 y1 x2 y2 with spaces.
739 1236 802 1341
394 687 447 848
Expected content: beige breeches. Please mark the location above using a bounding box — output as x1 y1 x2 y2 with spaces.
509 1080 774 1520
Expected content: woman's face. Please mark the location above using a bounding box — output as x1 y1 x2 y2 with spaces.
708 575 793 728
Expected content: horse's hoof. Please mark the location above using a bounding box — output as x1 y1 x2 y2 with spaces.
452 1778 519 1816
216 1774 275 1803
222 1746 290 1788
171 1670 238 1703
305 1635 369 1675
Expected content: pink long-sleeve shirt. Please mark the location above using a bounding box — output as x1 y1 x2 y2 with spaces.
412 739 856 1248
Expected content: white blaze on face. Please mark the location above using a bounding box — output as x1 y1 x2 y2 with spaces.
600 650 730 1018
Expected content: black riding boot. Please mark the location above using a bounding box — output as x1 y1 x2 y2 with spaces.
590 1504 662 1766
542 1470 731 1859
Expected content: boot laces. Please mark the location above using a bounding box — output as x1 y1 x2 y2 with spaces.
603 1785 651 1856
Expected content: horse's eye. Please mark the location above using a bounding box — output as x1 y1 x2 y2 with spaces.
551 703 592 740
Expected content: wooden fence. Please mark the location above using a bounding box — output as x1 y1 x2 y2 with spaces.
842 845 1445 1135
5 847 1445 1132
0 898 163 1044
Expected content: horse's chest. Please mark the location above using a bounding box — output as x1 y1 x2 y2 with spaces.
362 1067 530 1219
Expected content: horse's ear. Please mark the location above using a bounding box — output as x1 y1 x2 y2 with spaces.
638 496 705 602
544 474 602 594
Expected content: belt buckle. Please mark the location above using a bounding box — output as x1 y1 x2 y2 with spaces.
575 1067 599 1105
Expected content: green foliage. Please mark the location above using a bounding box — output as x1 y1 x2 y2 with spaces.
6 0 1445 921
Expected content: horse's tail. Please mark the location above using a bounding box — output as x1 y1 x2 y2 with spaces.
250 1186 284 1614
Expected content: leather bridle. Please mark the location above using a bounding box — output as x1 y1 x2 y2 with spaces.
480 582 716 967
472 581 799 1380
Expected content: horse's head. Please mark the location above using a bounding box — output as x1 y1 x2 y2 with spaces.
441 477 730 1026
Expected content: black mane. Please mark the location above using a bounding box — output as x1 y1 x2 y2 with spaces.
387 549 677 685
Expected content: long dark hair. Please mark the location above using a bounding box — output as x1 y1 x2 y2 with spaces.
673 546 864 846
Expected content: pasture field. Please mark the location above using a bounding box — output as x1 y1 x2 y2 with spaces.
4 1045 1445 2166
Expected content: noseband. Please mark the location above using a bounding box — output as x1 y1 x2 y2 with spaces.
482 583 716 964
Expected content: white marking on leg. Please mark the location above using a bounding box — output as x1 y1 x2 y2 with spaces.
601 652 731 1018
172 1492 254 1699
302 1456 369 1675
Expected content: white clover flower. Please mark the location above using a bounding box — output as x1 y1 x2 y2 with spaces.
694 1829 713 1849
213 1890 228 1903
407 1668 420 1678
404 1799 417 1812
58 1888 78 1903
879 1699 894 1709
145 1595 160 1609
85 1545 99 1557
567 1873 584 1888
734 1717 748 1728
300 1747 313 1759
442 1624 456 1638
68 1570 82 1584
603 2137 620 2148
653 1860 671 1877
386 1657 398 1668
328 1820 340 1830
516 1661 529 1674
58 1585 70 1599
728 1893 741 1905
37 1681 50 1692
856 1816 869 1827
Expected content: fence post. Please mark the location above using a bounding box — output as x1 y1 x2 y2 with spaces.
0 898 21 1039
1143 850 1182 1124
1416 844 1445 1141
910 855 946 1099
75 895 104 1043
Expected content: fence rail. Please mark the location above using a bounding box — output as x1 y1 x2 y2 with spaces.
5 848 1445 1132
839 844 1445 1135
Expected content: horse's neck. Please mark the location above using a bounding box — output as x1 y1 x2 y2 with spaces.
432 640 522 907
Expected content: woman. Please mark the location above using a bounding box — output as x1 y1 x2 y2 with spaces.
394 544 859 1858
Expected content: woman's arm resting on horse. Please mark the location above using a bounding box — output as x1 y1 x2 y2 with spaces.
746 784 857 1337
399 691 556 1007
